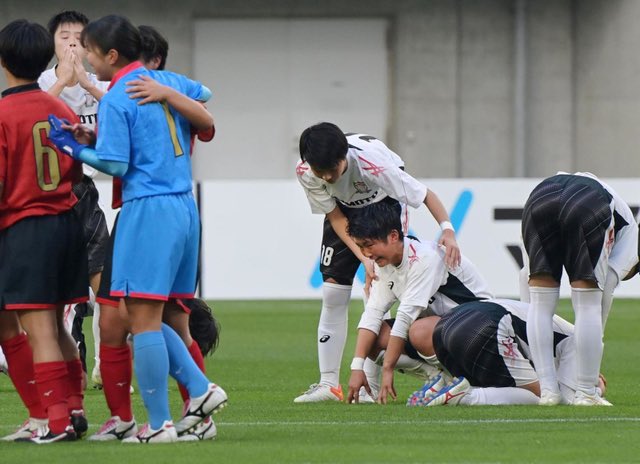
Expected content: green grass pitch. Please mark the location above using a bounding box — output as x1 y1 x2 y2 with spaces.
0 299 639 463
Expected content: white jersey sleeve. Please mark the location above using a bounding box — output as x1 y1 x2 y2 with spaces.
358 273 397 335
295 161 337 214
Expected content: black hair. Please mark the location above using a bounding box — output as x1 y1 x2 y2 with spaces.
139 25 168 70
47 10 89 36
347 200 404 241
81 14 141 62
0 20 54 80
186 299 220 357
299 122 348 170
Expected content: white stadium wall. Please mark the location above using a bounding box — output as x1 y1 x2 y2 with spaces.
95 178 640 300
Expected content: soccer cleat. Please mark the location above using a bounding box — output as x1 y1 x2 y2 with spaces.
88 416 138 441
293 384 344 403
406 373 447 407
1 418 48 441
424 376 470 406
70 410 88 438
539 389 562 406
175 383 227 435
573 390 613 406
17 425 77 444
122 420 177 444
177 416 217 442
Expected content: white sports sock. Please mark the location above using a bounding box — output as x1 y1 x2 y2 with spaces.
395 354 441 380
527 286 560 393
363 357 381 395
318 283 352 387
572 287 603 396
92 302 101 369
461 387 539 405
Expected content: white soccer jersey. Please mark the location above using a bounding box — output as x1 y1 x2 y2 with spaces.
39 68 110 177
358 238 493 339
296 133 428 215
564 172 639 280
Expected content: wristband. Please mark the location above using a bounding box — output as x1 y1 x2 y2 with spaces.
439 221 454 232
350 357 365 370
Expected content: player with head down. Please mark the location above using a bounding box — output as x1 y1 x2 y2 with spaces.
295 122 462 403
522 172 637 406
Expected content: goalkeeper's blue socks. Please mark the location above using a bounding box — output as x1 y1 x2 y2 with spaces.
161 323 210 398
133 331 171 430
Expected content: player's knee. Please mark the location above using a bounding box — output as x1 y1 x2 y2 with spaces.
322 274 353 286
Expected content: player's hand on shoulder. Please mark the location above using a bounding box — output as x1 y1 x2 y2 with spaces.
439 229 461 269
126 74 170 105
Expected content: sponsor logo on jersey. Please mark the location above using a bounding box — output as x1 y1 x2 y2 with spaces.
338 190 380 207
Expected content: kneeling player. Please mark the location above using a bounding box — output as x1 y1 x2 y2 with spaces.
404 299 608 406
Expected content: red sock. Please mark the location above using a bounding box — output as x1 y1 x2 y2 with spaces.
178 340 206 403
1 333 46 419
100 344 133 421
65 359 84 412
34 361 70 434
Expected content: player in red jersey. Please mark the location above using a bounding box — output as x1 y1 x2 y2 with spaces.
0 19 89 443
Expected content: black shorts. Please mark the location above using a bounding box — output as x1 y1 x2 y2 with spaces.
73 175 109 275
0 211 89 310
432 301 536 388
96 212 119 307
522 174 614 283
319 197 401 285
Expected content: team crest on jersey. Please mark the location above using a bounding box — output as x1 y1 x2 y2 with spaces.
353 181 370 193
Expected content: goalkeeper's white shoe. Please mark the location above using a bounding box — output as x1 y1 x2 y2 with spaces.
538 389 562 406
406 373 447 406
573 390 613 406
177 416 217 441
122 420 177 444
294 384 344 403
175 383 227 435
424 377 470 406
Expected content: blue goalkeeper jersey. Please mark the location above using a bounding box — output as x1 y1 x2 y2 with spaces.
95 61 205 202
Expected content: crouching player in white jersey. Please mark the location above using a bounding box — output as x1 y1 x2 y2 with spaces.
343 201 492 404
522 172 638 406
403 298 609 407
295 122 461 403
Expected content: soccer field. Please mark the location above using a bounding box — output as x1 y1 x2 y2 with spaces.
0 299 638 463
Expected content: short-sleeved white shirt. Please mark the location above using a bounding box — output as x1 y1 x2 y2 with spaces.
296 133 428 215
359 238 493 339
